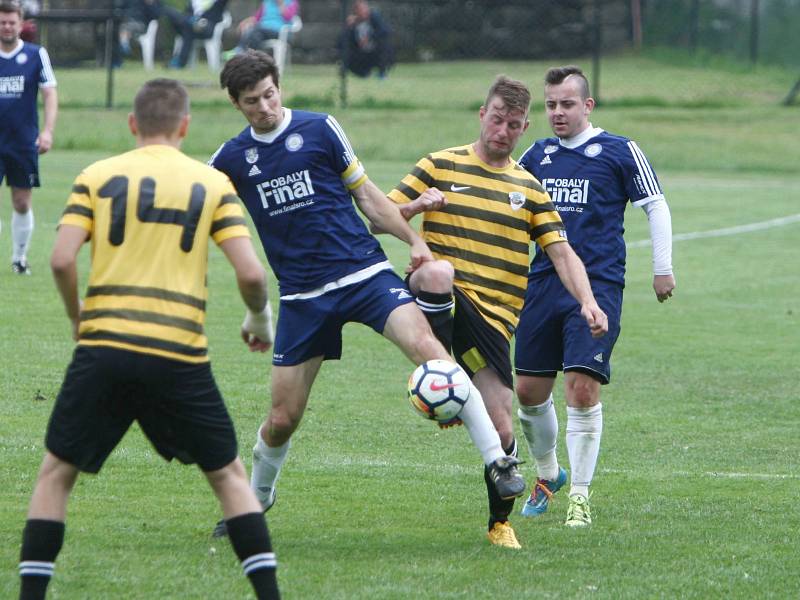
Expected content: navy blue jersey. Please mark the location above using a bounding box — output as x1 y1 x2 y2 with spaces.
0 40 56 148
210 109 388 296
519 128 663 286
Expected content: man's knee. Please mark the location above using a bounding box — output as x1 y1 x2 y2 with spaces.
11 188 32 212
516 375 554 406
411 260 454 294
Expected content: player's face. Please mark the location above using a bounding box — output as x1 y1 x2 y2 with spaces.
544 79 594 139
0 11 22 46
233 76 284 134
478 97 529 164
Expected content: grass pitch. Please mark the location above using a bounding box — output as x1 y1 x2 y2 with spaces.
1 54 799 598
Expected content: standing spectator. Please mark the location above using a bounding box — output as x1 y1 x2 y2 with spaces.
207 51 525 540
339 0 393 78
118 0 162 60
17 78 280 600
224 0 299 59
0 0 57 275
385 75 608 548
164 0 230 69
514 66 675 527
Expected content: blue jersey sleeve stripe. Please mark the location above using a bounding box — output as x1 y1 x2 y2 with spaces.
627 141 661 196
38 47 57 86
326 115 357 166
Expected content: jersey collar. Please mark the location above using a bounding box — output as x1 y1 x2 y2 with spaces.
250 108 293 144
0 39 24 59
559 124 604 149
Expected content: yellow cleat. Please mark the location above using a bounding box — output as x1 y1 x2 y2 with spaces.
565 494 592 527
487 521 521 549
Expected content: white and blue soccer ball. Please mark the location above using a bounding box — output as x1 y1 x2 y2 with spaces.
408 359 470 422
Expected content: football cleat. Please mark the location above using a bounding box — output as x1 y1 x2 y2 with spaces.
487 521 521 549
12 261 31 275
521 466 568 517
487 456 526 500
211 488 276 538
565 493 592 527
437 416 463 429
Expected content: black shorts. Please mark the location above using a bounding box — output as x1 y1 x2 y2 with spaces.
45 345 238 474
451 288 513 390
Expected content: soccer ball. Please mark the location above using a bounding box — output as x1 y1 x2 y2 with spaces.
408 359 471 422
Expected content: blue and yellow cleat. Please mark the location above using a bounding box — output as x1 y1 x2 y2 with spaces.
520 466 567 517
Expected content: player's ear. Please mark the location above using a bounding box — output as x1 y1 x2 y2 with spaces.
228 94 240 109
585 97 595 114
178 114 191 139
128 113 138 136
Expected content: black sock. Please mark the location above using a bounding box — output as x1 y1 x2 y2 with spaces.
485 439 518 529
19 519 65 600
226 512 280 600
415 290 454 353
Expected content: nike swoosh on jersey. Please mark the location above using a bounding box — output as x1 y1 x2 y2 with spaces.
450 184 470 192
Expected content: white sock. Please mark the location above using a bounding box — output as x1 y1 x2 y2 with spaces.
251 432 290 510
11 209 33 263
518 395 559 481
459 381 504 466
566 403 602 498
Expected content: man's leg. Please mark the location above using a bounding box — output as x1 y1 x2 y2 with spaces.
11 187 33 273
205 458 280 600
19 453 79 600
408 260 455 353
563 371 602 527
516 375 568 517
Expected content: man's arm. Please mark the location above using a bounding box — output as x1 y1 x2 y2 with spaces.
544 241 609 338
218 236 273 353
642 198 676 303
51 224 89 340
352 178 434 272
37 86 58 154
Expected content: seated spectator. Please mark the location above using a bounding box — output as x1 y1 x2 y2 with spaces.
339 0 394 79
224 0 299 60
118 0 162 59
163 0 230 69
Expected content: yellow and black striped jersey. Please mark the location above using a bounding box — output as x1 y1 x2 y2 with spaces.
388 144 566 340
59 145 250 363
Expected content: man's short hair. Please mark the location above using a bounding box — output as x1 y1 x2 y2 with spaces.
133 79 189 137
485 75 531 115
0 1 23 16
220 50 280 101
545 66 591 99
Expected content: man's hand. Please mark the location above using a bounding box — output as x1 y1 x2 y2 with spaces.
653 274 676 303
241 305 274 353
36 130 53 154
406 188 446 217
581 302 608 338
406 237 434 273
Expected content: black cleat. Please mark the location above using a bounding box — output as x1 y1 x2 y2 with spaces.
12 261 31 275
488 456 526 500
211 489 276 538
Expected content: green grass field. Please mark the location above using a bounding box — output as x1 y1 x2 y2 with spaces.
1 54 799 599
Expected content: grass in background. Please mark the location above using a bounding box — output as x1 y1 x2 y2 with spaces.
1 55 799 598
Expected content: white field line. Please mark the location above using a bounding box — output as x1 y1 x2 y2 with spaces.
627 213 800 249
311 457 798 480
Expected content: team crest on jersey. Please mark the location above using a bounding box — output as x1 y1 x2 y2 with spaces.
584 143 603 157
544 145 559 154
508 191 525 211
245 147 259 164
285 133 303 152
16 53 28 65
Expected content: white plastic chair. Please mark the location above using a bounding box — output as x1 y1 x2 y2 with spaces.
136 19 159 71
264 15 302 73
172 11 232 71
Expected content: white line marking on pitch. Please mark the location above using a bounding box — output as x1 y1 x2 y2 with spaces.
627 213 800 249
600 467 799 480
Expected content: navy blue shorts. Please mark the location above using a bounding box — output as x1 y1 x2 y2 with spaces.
514 274 622 384
0 147 40 188
45 345 238 474
273 268 414 366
